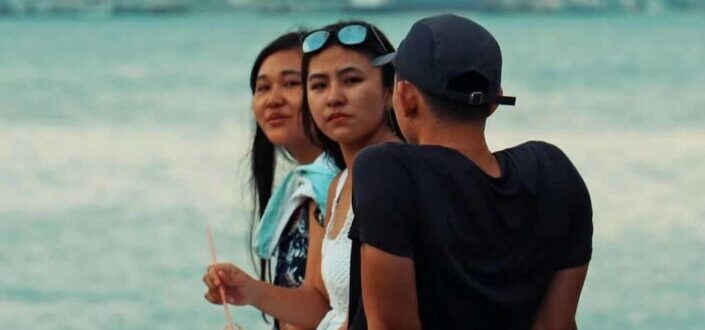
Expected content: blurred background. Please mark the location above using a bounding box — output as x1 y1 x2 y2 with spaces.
1 1 704 329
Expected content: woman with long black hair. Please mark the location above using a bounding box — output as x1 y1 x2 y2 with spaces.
246 31 339 330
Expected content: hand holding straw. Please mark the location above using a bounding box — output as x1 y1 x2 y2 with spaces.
206 225 236 330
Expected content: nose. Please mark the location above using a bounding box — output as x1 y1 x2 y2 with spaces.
265 86 285 109
326 81 345 109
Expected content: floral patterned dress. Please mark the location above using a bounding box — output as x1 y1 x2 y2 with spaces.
272 202 324 329
273 202 324 288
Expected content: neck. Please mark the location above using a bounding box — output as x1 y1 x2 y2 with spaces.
417 119 501 178
285 140 322 165
340 126 399 173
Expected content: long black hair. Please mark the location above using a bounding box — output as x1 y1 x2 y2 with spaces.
300 20 403 170
247 30 307 286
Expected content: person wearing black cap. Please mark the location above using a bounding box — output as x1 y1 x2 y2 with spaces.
347 14 592 330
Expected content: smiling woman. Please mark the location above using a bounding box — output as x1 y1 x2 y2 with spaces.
233 30 339 330
252 51 306 144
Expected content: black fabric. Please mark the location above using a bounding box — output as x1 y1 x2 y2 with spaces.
347 141 592 330
273 202 322 330
374 14 516 106
273 204 312 289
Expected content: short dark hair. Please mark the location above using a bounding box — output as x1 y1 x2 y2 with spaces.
413 71 493 122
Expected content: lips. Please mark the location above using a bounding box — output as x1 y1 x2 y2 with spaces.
327 112 352 122
265 114 289 124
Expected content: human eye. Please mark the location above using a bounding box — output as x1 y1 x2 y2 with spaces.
283 79 302 88
343 76 363 86
255 83 270 93
309 81 327 91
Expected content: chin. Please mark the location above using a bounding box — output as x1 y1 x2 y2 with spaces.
263 129 295 146
326 131 366 146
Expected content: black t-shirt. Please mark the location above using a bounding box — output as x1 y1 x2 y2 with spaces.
347 141 592 330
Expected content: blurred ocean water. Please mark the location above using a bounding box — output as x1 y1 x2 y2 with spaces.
2 0 705 13
1 11 704 330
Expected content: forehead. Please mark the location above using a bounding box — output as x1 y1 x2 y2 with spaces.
259 50 302 75
308 45 374 74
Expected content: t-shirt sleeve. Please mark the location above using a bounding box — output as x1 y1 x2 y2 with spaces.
561 172 593 269
349 145 416 258
545 143 593 270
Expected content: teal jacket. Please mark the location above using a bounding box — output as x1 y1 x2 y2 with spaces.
252 154 339 259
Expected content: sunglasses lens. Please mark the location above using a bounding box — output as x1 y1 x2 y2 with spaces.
303 30 330 53
338 25 367 46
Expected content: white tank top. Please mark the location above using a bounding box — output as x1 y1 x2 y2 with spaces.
317 170 353 330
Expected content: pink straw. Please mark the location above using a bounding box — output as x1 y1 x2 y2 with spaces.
206 225 235 330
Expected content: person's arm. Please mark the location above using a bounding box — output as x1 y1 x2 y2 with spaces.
204 176 343 329
248 179 342 328
531 265 588 330
360 244 421 330
350 146 419 329
279 199 330 330
531 145 592 330
204 260 329 329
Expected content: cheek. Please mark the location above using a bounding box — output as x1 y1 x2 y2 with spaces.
285 88 303 112
252 98 267 126
357 90 386 124
306 92 327 125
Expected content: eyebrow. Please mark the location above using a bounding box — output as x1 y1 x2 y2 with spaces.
308 65 364 81
337 66 364 77
257 70 302 81
280 70 302 77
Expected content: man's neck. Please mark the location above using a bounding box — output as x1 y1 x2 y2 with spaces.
417 120 501 178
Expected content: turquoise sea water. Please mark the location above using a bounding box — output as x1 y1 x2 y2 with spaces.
1 11 704 330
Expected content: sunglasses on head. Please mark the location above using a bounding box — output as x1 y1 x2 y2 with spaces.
302 23 390 55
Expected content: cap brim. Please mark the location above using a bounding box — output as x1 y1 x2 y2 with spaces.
372 52 396 67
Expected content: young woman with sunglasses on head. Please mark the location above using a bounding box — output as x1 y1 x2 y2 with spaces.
203 21 402 330
234 31 339 330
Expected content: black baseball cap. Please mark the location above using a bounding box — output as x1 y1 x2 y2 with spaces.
373 14 516 106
